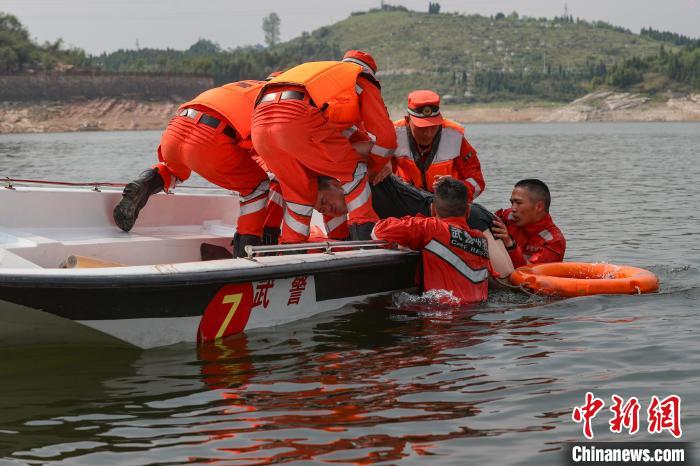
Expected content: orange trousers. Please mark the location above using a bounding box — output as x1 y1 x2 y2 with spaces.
251 99 377 243
155 107 269 236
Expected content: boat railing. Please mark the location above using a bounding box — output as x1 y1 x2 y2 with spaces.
2 177 231 194
245 240 393 259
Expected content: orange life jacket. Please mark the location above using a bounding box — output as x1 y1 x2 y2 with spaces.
181 80 264 140
257 61 363 124
393 118 465 191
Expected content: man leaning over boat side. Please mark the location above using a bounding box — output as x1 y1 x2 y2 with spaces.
491 179 566 267
371 177 494 304
113 79 271 258
251 50 397 244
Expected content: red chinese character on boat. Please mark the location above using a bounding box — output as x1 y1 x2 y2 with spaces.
647 395 682 438
572 392 605 439
609 394 640 434
253 280 274 309
287 276 308 305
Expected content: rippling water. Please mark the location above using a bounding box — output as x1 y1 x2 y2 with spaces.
1 123 698 465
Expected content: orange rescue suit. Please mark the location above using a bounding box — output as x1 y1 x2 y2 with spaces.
261 61 362 124
372 215 492 304
495 208 566 268
258 61 397 173
252 61 396 243
181 80 261 140
154 80 269 236
393 118 485 199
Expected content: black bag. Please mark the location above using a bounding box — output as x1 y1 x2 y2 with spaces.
371 175 495 231
371 175 433 218
467 202 495 232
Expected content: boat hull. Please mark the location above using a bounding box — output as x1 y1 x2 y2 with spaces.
0 252 418 348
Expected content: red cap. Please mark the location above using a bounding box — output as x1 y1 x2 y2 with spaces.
342 50 377 76
407 90 443 127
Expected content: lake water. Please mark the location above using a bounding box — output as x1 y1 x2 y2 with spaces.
0 122 698 465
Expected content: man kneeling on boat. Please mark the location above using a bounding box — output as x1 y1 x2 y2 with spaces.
371 177 493 304
113 79 271 258
491 179 566 267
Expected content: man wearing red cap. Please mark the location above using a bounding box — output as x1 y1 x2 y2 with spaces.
251 50 397 244
391 90 485 201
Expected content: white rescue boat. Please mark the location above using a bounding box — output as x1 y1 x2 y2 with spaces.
0 180 418 349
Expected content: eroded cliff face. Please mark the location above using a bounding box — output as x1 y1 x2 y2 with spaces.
536 91 700 122
0 98 179 133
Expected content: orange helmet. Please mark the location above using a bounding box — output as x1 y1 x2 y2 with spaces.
342 50 378 76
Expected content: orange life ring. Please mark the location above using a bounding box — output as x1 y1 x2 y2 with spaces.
509 262 659 297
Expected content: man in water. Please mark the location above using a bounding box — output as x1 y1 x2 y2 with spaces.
371 177 492 304
491 179 566 267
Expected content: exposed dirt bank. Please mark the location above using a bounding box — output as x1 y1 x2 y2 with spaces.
0 98 179 133
2 92 699 134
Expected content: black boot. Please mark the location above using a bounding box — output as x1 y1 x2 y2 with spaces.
349 222 376 241
232 233 261 258
262 226 281 246
113 168 164 232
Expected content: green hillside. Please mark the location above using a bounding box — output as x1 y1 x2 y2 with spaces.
274 10 674 102
96 9 683 103
294 11 662 73
3 8 698 104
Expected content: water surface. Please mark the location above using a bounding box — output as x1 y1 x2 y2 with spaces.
0 122 698 465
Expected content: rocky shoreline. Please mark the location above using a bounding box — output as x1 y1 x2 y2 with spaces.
535 91 700 123
1 92 699 134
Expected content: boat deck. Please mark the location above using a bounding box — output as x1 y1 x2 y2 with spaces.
1 185 238 268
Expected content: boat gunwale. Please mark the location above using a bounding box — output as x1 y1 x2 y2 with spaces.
0 250 419 289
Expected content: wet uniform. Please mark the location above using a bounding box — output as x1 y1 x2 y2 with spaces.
495 208 566 268
372 215 492 304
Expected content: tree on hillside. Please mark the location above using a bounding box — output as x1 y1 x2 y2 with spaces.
0 12 88 72
0 12 29 37
262 13 281 47
188 38 221 55
0 46 19 73
428 2 441 14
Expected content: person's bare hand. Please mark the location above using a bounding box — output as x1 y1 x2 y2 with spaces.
491 217 514 248
370 162 392 185
432 175 451 190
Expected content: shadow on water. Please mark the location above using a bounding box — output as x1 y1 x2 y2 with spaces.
0 344 141 455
